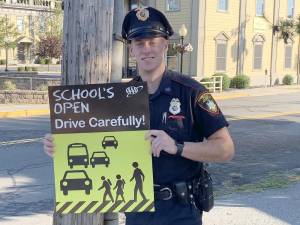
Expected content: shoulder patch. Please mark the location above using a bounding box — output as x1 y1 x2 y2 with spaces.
196 92 220 115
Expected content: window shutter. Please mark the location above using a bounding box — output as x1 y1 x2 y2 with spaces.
253 44 263 69
285 45 292 68
216 43 227 71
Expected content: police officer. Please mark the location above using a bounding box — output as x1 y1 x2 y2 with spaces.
44 6 235 225
122 6 234 225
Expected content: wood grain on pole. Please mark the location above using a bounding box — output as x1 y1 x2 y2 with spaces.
61 0 113 86
55 0 114 224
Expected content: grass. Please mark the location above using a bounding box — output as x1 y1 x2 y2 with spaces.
214 168 300 198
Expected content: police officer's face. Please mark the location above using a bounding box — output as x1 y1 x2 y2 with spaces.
130 37 168 74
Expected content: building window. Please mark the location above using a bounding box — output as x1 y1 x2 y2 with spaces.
215 32 229 72
256 0 264 16
17 17 24 33
39 16 46 33
166 0 180 11
28 15 34 37
285 39 293 69
253 34 265 70
166 43 179 71
218 0 228 11
287 0 295 18
129 0 147 9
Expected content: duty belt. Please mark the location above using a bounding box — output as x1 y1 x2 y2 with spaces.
154 184 173 200
154 182 194 202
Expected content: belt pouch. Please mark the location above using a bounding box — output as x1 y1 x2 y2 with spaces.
174 181 189 204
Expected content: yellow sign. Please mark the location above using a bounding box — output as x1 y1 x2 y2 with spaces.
49 82 154 214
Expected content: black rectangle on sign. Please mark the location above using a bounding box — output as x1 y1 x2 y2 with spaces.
48 82 149 134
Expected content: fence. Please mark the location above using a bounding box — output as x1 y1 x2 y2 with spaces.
0 75 60 90
195 76 223 92
123 76 223 92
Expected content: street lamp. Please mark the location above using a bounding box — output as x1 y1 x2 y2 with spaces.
178 24 188 73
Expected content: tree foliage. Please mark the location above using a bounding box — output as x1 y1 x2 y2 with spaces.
0 15 19 49
36 7 63 39
278 16 300 43
36 35 62 60
278 19 295 43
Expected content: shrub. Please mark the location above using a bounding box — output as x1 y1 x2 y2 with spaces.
31 67 38 71
212 73 231 90
0 59 6 65
25 66 32 72
45 58 50 64
35 84 48 91
0 80 17 90
282 74 294 85
230 74 250 89
17 67 25 72
40 58 46 64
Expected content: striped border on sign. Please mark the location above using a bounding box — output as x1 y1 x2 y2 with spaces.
56 200 155 214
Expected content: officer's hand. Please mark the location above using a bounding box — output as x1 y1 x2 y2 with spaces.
43 133 55 158
145 130 177 157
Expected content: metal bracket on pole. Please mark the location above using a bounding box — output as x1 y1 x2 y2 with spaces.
104 213 119 225
113 33 125 43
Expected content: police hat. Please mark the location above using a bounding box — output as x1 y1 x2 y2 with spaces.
122 7 174 41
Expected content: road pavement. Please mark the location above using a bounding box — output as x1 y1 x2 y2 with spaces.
0 87 300 225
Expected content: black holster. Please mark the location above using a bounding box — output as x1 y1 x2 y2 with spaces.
192 167 214 212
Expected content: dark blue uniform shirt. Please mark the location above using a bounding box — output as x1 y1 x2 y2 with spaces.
127 70 228 225
134 70 228 185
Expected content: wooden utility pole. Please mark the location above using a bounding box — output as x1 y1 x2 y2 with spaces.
111 0 125 82
54 0 114 224
61 0 114 86
103 5 126 225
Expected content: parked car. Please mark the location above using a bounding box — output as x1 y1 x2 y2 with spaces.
90 151 110 168
60 170 92 195
67 143 89 169
102 136 118 149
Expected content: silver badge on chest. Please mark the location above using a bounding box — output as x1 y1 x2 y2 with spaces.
169 98 181 115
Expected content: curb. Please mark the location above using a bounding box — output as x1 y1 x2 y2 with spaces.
0 109 49 118
213 88 300 100
213 93 249 100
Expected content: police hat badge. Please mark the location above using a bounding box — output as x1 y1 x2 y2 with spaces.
136 7 149 21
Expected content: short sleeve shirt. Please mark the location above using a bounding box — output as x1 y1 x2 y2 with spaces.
133 70 228 185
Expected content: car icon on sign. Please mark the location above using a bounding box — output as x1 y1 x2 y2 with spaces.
67 143 89 169
60 170 92 195
90 151 110 168
102 136 118 149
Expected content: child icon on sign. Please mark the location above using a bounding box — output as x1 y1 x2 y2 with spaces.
98 176 114 203
114 174 126 202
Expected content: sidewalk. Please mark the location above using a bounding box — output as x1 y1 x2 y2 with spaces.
0 84 299 119
0 104 49 118
212 84 300 100
202 182 300 225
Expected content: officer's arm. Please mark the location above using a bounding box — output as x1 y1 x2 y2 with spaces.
181 127 234 162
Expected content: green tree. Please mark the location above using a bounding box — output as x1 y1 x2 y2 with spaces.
36 7 63 39
0 15 19 71
278 16 300 84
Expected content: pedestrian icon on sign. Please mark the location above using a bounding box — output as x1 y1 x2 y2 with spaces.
130 162 147 201
98 176 114 203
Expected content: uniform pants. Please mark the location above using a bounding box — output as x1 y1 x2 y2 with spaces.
125 198 202 225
